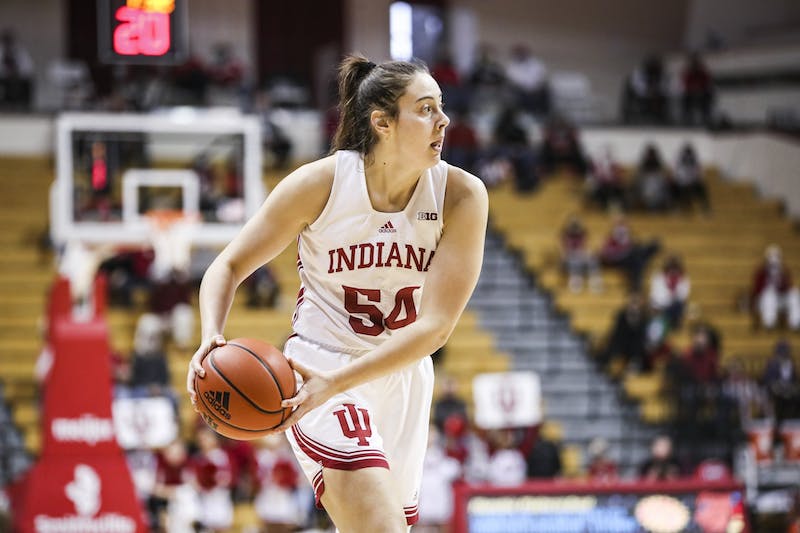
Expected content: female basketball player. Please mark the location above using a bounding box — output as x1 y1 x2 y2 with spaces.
187 55 487 532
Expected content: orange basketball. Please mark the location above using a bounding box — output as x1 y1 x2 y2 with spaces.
195 338 296 440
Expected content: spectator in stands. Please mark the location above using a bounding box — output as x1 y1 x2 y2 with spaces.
685 303 722 353
0 28 34 110
99 248 155 308
540 114 588 177
128 314 171 398
585 146 627 211
763 340 800 434
467 44 507 111
441 109 480 175
149 438 196 532
596 293 650 374
525 429 562 479
599 215 660 291
560 215 602 293
671 143 711 213
221 437 258 502
148 268 194 350
433 376 468 433
244 264 281 309
468 44 506 90
255 91 293 169
681 52 714 126
431 50 467 113
505 44 549 116
649 254 691 330
487 429 527 486
586 437 618 482
720 359 772 435
418 426 462 533
683 325 719 386
483 104 539 192
207 42 245 92
633 143 672 212
253 434 309 533
173 52 210 106
639 435 681 481
190 427 235 532
621 55 668 124
751 245 800 330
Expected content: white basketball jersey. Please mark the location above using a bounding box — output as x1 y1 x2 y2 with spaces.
292 150 448 353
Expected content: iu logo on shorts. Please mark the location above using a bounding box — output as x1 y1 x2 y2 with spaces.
333 403 372 446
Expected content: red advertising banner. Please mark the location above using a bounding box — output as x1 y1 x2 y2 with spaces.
12 277 145 533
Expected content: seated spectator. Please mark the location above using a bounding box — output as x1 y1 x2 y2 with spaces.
431 50 467 113
621 55 668 125
255 91 293 169
685 303 721 353
482 104 539 192
433 376 468 433
505 44 549 116
441 109 479 175
649 254 691 330
487 429 527 486
244 264 280 309
418 426 462 533
751 245 800 330
149 439 195 532
128 314 171 398
681 52 714 126
671 143 711 213
763 340 800 434
189 427 235 532
586 437 618 482
683 325 720 386
639 435 681 481
560 215 602 293
633 143 672 211
148 268 194 349
525 430 562 479
0 28 35 110
540 114 588 177
467 44 507 111
720 359 771 436
586 146 627 211
596 293 650 374
253 434 308 532
599 216 660 291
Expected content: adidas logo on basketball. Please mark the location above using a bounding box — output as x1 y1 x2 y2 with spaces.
204 390 231 420
378 221 397 234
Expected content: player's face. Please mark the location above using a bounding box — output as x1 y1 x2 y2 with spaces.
391 72 449 168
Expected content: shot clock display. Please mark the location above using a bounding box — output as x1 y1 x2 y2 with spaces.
97 0 188 64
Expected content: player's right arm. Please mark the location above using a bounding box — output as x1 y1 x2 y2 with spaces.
187 155 335 409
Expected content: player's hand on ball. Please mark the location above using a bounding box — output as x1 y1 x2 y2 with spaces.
187 334 227 412
271 358 335 432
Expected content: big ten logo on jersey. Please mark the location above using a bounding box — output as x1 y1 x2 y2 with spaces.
417 211 438 221
333 404 372 446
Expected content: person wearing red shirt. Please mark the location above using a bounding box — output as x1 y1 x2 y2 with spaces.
681 52 714 126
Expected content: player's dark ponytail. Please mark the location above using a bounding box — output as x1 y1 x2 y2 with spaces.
330 54 429 160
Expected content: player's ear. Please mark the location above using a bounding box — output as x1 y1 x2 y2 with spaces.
370 109 392 139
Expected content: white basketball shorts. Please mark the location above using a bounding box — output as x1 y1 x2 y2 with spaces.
283 335 434 526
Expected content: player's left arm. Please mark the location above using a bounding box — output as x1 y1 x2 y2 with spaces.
276 167 488 429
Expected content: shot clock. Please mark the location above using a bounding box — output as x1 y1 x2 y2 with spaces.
97 0 188 64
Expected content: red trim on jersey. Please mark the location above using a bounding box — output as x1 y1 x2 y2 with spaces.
291 286 305 326
404 505 420 525
292 426 389 467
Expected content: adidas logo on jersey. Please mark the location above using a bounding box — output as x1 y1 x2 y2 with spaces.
378 221 397 233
